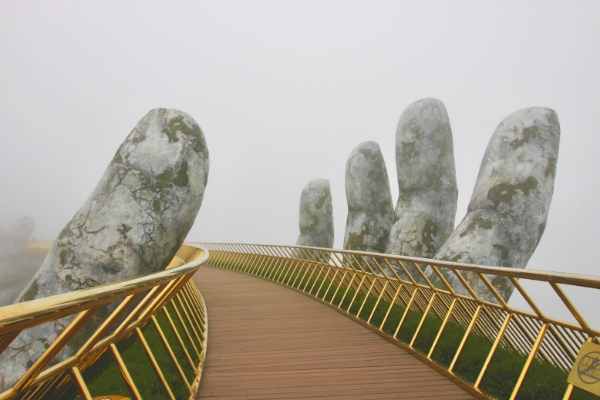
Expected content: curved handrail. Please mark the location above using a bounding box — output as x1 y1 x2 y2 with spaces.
202 242 600 400
0 244 209 400
205 241 600 289
0 246 207 334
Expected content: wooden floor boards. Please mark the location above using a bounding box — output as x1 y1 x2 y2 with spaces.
194 267 472 400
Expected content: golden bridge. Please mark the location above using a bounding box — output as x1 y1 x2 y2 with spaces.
1 243 599 399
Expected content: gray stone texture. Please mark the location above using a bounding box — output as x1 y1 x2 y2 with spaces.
296 179 334 248
343 141 394 253
0 108 209 389
387 98 458 258
435 107 559 301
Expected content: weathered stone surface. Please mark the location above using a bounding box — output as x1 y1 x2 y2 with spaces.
344 141 394 253
0 108 209 389
296 179 334 248
435 107 559 301
387 98 457 258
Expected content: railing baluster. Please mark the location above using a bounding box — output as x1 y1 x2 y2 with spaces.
427 298 457 359
561 383 574 400
329 270 348 305
295 262 313 290
337 272 358 309
509 324 548 400
110 343 142 400
409 293 437 348
393 289 417 339
151 315 191 390
12 308 96 393
367 280 388 324
356 277 377 318
378 284 403 331
162 307 196 369
135 327 177 400
71 366 93 400
308 265 326 295
174 294 204 353
346 274 367 314
474 313 512 388
182 285 206 338
449 305 482 372
299 262 318 292
321 268 340 300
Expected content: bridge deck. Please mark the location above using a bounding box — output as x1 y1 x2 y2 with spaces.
193 266 473 400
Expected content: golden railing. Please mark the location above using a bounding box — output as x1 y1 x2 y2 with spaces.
0 244 208 400
202 242 600 400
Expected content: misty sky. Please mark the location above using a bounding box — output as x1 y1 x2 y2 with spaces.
1 2 599 319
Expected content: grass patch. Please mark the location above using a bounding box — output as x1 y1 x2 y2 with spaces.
55 313 195 400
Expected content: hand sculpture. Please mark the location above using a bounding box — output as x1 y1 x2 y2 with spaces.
343 141 394 253
296 178 334 248
387 98 458 258
435 107 559 301
339 101 559 303
0 108 210 389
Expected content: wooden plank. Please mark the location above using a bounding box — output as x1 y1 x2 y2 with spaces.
194 267 473 400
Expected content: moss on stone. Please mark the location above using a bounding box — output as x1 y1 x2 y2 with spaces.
421 219 439 256
154 161 189 192
492 244 510 264
173 161 189 187
510 125 541 148
117 224 132 239
162 114 206 154
545 157 557 178
156 168 173 188
59 248 75 267
345 231 365 250
460 214 493 238
400 141 418 160
131 131 146 144
314 192 327 210
112 151 123 164
487 176 538 207
152 198 162 214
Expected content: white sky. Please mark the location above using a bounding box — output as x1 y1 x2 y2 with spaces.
1 1 599 322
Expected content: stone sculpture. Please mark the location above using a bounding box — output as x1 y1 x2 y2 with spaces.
343 141 394 253
387 98 457 258
435 107 560 301
296 179 334 248
0 108 209 389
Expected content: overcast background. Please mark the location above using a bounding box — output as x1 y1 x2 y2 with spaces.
1 1 599 321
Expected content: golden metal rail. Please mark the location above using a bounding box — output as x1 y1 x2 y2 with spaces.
0 244 208 400
202 242 600 400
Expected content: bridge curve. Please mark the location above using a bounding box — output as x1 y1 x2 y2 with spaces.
1 243 598 399
195 266 472 399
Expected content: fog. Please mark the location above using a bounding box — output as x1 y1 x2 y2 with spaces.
1 2 599 321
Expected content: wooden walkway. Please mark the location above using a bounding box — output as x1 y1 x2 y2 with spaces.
193 267 473 400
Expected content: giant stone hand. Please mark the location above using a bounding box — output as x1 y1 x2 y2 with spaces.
343 141 394 253
435 107 560 301
387 98 457 258
0 108 209 389
297 178 334 249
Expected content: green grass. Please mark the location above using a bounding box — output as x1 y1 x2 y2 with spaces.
252 263 598 400
54 311 196 400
